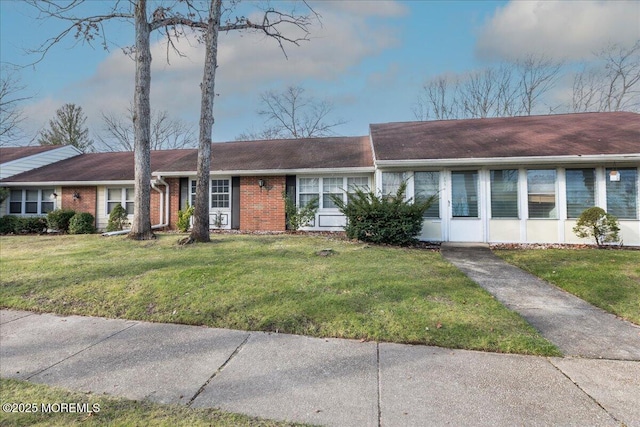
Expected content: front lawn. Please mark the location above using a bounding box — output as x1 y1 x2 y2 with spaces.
0 379 309 427
0 234 558 355
495 248 640 325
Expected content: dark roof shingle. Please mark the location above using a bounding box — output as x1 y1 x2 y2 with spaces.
370 112 640 161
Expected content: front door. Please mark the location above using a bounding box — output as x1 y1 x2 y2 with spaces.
448 170 483 242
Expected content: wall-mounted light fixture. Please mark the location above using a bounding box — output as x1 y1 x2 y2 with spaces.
73 191 81 201
258 179 266 189
49 192 58 200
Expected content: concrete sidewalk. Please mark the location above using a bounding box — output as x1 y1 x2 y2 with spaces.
440 243 640 360
2 309 639 426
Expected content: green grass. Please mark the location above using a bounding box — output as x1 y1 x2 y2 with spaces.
0 234 558 355
495 249 640 325
0 378 310 427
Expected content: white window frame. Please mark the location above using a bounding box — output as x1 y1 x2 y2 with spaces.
298 176 370 210
106 187 135 215
189 178 232 210
526 169 557 219
8 188 56 216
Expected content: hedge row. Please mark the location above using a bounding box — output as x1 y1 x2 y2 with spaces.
0 209 96 235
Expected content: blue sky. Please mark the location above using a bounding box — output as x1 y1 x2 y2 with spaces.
1 0 638 147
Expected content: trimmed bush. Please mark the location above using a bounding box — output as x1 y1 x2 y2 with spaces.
47 209 76 232
19 217 48 234
0 215 20 234
331 182 435 246
573 207 620 246
106 204 128 232
69 212 96 234
176 203 194 232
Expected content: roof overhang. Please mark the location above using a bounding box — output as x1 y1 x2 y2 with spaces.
153 167 376 177
375 154 640 169
0 180 134 187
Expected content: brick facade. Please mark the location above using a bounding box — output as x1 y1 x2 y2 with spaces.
61 187 97 220
239 176 286 231
165 178 181 230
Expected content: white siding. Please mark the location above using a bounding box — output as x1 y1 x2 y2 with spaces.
0 146 81 179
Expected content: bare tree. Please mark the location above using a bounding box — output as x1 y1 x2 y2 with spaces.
413 76 460 121
515 54 563 115
0 67 29 145
237 85 345 140
572 41 640 112
38 103 93 152
415 55 563 120
188 2 317 243
97 109 196 151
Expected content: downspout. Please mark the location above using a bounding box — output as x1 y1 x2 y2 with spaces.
151 177 169 229
103 179 169 237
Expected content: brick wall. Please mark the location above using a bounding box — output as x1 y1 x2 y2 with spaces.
166 178 181 230
61 187 97 218
150 186 162 226
239 176 286 231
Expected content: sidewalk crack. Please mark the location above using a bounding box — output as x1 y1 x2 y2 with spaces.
187 332 251 407
25 321 139 380
546 358 622 425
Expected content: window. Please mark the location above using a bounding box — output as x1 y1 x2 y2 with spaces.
8 189 56 215
107 187 134 214
382 172 404 196
210 179 230 208
566 169 595 218
298 177 369 209
323 177 343 208
414 172 440 218
451 171 478 217
527 170 557 219
346 176 369 203
490 170 518 218
299 178 319 208
606 168 638 219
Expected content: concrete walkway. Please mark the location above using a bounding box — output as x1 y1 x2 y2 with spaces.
2 309 639 426
440 243 640 360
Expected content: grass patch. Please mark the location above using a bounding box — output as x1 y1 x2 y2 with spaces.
0 234 558 355
0 378 309 426
495 249 640 325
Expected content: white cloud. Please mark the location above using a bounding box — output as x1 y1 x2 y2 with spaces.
15 1 405 143
476 0 640 61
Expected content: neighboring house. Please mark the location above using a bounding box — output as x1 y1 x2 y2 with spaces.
0 145 82 216
1 112 638 245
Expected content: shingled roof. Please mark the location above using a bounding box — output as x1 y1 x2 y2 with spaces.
157 136 374 173
370 112 640 162
0 146 70 164
2 136 373 183
2 150 195 183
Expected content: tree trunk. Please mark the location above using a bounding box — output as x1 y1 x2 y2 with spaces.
129 0 154 240
189 0 221 243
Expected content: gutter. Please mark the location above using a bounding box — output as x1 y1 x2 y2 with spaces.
150 176 170 229
374 153 640 169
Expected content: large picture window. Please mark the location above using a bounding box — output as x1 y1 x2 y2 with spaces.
527 170 557 219
107 188 134 214
451 171 479 218
8 188 56 215
414 171 440 218
490 170 519 218
606 168 638 219
299 176 369 209
566 169 595 218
